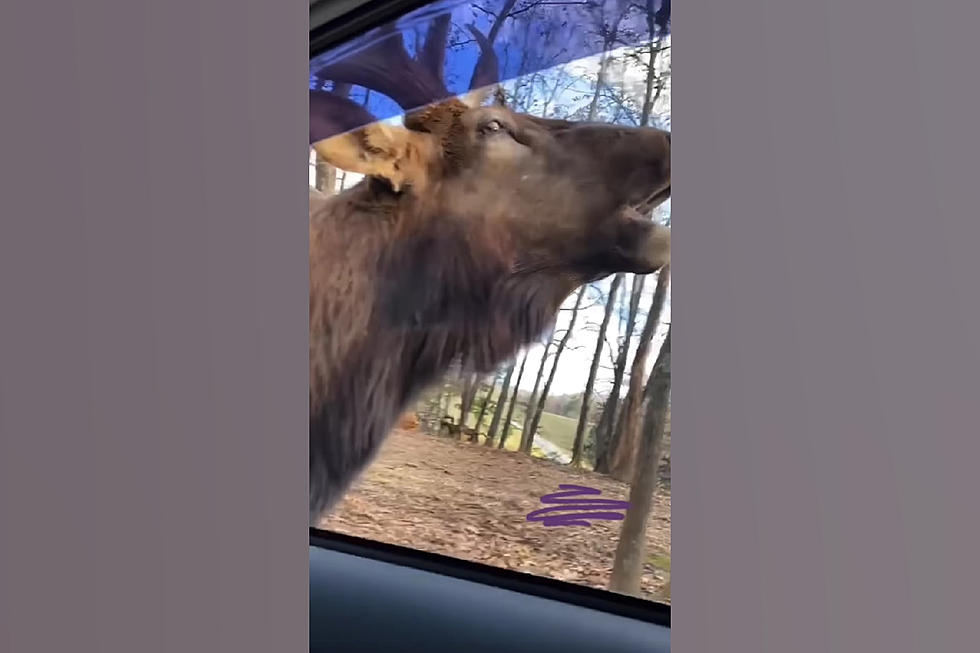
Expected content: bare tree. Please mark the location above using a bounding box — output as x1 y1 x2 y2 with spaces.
500 351 529 449
525 284 588 451
458 371 481 431
594 273 645 472
440 384 454 426
486 360 517 446
437 361 463 433
571 275 623 466
473 372 501 438
584 2 630 119
421 383 444 433
520 339 553 453
624 0 670 127
609 326 670 595
608 266 669 481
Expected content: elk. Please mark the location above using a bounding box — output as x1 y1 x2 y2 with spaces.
309 18 671 524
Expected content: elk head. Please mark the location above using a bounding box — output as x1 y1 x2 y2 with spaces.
310 15 670 291
312 95 671 304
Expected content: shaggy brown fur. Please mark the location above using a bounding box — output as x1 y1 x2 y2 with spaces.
309 100 671 522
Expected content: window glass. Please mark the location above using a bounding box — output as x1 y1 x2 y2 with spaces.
311 0 671 604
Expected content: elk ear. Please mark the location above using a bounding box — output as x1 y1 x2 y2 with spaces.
459 83 500 108
492 85 508 107
311 123 437 193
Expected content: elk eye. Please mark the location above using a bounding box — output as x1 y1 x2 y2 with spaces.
480 119 505 135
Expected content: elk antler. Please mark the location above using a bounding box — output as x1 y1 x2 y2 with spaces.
466 24 501 92
310 13 502 142
417 14 452 78
314 28 449 111
310 90 378 145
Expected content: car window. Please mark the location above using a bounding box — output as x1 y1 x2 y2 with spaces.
310 0 671 604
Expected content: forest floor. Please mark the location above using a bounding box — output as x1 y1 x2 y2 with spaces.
319 428 672 603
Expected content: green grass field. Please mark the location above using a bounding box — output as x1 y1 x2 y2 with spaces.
534 412 578 454
422 392 599 469
435 388 580 456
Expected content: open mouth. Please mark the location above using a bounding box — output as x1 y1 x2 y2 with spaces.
633 184 671 216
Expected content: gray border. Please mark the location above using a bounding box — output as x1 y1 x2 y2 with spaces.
675 0 980 650
0 1 309 651
4 0 980 651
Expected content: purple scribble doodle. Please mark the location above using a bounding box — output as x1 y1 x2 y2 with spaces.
526 484 630 527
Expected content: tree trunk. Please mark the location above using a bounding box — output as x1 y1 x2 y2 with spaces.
640 2 665 128
427 387 443 433
586 50 612 120
520 340 552 453
609 327 671 596
487 361 517 446
486 0 518 44
474 373 499 439
640 49 657 128
500 352 528 450
608 266 670 482
440 376 453 421
594 274 646 472
526 285 588 454
458 372 480 431
571 274 623 466
586 11 625 120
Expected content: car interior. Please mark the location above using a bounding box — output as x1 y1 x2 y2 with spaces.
310 529 670 652
308 1 671 650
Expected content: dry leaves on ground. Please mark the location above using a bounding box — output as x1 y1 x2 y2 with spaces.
320 429 671 602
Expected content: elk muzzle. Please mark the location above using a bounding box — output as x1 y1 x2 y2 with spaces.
637 220 671 274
